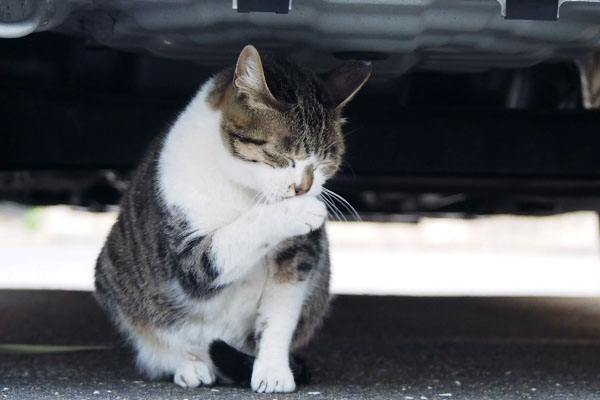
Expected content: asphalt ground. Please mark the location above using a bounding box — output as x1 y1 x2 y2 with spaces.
2 290 600 399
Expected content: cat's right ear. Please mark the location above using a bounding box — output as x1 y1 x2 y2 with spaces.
233 45 280 110
320 60 372 110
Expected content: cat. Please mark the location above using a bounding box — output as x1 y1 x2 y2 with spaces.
94 45 370 393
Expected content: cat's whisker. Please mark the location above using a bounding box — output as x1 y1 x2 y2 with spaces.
333 196 361 222
338 157 356 178
247 191 266 215
318 194 337 221
323 188 359 217
251 192 263 204
322 127 361 153
256 194 269 219
248 191 271 221
257 192 275 220
319 194 340 222
342 126 361 139
247 192 262 210
329 201 347 223
324 201 350 223
322 188 362 222
322 139 339 153
319 192 346 222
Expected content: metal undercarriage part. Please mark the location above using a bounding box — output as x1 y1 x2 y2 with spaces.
577 52 600 108
1 0 600 75
1 1 600 215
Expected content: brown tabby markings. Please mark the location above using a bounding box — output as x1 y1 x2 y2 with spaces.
208 55 346 174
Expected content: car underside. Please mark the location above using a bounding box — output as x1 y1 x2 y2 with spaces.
1 0 600 219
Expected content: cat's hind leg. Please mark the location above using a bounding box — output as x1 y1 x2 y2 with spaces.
130 328 216 388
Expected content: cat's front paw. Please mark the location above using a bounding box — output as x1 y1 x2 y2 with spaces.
276 196 327 238
173 361 215 388
251 362 296 393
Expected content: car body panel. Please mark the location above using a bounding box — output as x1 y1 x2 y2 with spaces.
2 0 600 75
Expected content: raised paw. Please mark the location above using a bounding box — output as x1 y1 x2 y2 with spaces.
173 361 215 388
251 362 296 393
279 196 327 238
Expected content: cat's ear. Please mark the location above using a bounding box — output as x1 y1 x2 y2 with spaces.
233 45 280 110
321 61 372 109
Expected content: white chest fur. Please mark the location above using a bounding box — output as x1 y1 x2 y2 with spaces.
131 260 272 384
158 79 255 235
165 259 270 352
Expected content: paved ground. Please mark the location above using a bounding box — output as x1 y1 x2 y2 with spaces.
2 290 600 399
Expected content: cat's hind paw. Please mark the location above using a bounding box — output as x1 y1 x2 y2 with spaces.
251 363 296 393
173 361 215 388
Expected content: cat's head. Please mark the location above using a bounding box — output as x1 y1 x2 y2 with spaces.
211 45 371 202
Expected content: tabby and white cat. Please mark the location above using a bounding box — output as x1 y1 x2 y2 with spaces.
95 45 370 393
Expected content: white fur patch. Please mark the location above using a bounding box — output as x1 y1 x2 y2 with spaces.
130 266 268 382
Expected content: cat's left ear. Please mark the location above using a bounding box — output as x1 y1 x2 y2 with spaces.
233 45 280 110
320 61 372 109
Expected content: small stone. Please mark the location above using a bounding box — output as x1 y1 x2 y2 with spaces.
455 381 461 386
404 397 414 400
439 394 453 398
93 391 100 395
531 388 537 392
308 393 321 395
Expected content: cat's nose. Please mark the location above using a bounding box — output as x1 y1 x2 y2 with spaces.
294 165 314 196
295 184 309 196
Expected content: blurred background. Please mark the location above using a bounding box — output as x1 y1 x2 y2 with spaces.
2 4 600 299
2 203 599 297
